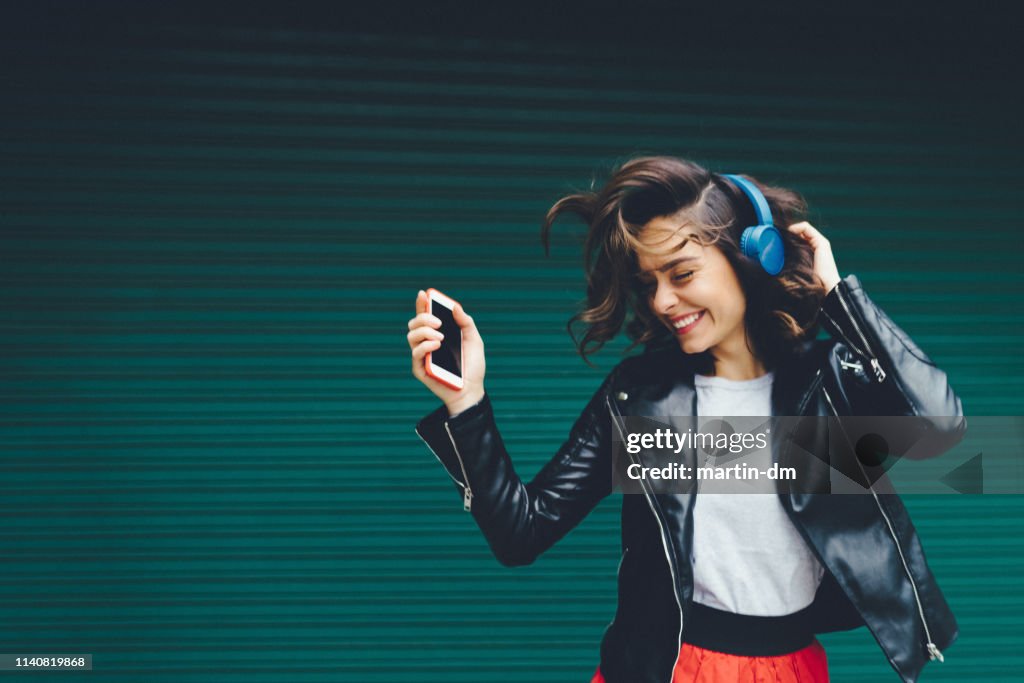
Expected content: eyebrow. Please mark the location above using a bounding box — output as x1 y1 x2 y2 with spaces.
637 248 700 277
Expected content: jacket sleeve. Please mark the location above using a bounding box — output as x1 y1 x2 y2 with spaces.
414 370 617 567
818 273 967 458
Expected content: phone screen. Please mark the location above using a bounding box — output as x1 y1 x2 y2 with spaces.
431 302 462 377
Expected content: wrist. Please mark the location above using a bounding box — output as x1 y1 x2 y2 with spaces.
822 273 841 294
446 389 486 417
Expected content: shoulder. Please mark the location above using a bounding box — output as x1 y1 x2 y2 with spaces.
775 335 840 380
601 337 844 393
603 344 696 396
791 336 838 364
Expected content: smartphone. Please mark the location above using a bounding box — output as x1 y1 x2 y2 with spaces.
424 288 464 390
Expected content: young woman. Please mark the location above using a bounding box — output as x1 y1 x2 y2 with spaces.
406 157 965 683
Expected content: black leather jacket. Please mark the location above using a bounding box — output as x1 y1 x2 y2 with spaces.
415 274 966 683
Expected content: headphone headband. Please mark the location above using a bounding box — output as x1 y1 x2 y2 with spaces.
722 174 774 228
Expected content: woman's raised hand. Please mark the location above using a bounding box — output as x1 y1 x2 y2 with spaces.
787 222 842 293
407 290 487 416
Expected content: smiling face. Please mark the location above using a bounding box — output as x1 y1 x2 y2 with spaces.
634 216 752 364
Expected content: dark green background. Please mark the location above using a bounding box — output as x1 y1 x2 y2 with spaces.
2 3 1022 681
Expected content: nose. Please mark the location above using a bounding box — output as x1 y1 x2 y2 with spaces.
651 279 677 316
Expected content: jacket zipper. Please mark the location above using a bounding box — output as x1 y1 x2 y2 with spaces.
606 395 684 683
413 425 473 512
834 284 887 383
443 422 474 511
821 385 943 662
796 369 823 416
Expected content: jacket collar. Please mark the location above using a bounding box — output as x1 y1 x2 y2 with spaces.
618 339 823 419
612 340 828 484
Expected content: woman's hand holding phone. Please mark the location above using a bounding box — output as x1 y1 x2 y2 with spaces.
407 289 486 416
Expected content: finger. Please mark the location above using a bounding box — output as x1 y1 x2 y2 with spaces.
411 338 441 362
407 312 442 331
411 353 428 381
788 227 829 250
452 303 481 342
788 225 815 240
416 289 428 315
788 222 827 240
407 326 444 348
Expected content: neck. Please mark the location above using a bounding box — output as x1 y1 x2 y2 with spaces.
709 332 767 381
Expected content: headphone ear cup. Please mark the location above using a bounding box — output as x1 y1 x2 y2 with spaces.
724 173 786 276
740 225 785 276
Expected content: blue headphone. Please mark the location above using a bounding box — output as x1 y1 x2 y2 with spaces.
722 174 785 276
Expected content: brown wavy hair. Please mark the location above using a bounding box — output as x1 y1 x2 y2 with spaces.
540 156 827 374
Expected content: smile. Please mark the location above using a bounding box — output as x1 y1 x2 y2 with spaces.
671 311 705 335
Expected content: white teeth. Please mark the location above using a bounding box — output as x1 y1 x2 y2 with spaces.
673 312 702 328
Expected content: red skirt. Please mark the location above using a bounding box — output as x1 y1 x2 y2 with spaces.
590 638 829 682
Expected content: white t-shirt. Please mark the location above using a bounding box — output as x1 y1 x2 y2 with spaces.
691 371 824 616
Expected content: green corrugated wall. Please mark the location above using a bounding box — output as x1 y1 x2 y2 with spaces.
2 17 1022 683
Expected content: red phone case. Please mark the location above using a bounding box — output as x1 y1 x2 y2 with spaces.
424 288 464 391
